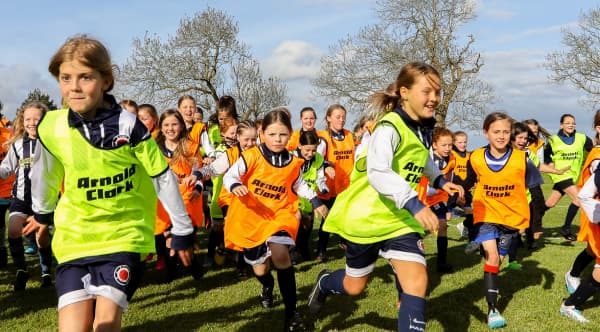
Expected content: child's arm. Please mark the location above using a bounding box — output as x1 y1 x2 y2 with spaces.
295 174 328 217
578 169 600 224
316 162 330 195
223 156 248 196
30 143 64 227
200 128 215 158
0 144 18 179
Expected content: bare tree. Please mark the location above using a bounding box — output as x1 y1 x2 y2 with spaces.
545 7 600 109
118 7 288 119
314 0 493 128
230 57 289 120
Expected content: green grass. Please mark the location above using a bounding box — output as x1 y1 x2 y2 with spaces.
1 178 599 331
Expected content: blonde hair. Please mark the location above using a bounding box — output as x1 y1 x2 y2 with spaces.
48 35 115 91
6 102 48 147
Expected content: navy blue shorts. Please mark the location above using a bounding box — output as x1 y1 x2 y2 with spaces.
55 252 144 311
344 232 426 278
473 223 518 256
430 202 448 219
9 197 33 216
243 231 294 266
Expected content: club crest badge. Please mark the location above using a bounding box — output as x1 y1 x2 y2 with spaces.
114 265 131 286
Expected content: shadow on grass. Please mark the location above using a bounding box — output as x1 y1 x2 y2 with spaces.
427 259 554 331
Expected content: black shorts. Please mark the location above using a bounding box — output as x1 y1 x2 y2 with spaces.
243 231 293 265
430 203 448 219
9 197 33 216
552 179 575 194
55 252 144 311
344 232 426 278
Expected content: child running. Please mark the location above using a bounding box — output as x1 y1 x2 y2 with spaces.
27 35 195 331
223 109 327 331
307 62 463 332
418 126 456 273
544 114 593 241
460 112 541 328
564 110 600 298
559 109 600 324
0 121 14 268
292 130 329 262
0 102 52 290
137 103 159 138
450 131 474 241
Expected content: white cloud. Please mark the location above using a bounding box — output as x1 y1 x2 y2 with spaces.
0 64 59 119
262 40 324 81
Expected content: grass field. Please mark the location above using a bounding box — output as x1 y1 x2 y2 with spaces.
1 179 599 331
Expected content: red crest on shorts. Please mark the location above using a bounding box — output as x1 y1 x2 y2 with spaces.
417 239 425 254
114 265 131 286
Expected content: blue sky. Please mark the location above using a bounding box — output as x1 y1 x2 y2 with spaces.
0 0 598 147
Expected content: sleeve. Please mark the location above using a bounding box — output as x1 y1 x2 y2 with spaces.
366 123 426 216
525 158 544 188
200 130 215 157
589 159 600 174
584 136 594 152
316 163 329 194
223 156 247 192
0 143 18 179
31 142 64 225
543 141 553 164
578 169 600 224
152 170 194 249
133 137 170 177
294 173 323 209
197 151 230 178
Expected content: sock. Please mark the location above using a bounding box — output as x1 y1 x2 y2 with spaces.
484 266 499 312
463 214 475 241
206 229 220 258
320 269 348 295
255 271 274 290
563 203 579 229
236 251 247 270
154 235 167 258
277 266 297 318
570 249 595 277
38 246 52 275
507 235 519 262
8 237 26 270
564 276 600 307
398 293 426 332
436 236 448 266
317 225 330 256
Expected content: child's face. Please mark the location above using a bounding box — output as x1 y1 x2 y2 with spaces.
560 116 576 135
484 119 511 152
327 108 346 132
193 112 203 123
238 128 257 151
222 125 238 146
58 60 110 116
178 99 196 125
23 107 43 138
263 122 290 153
513 131 529 151
138 110 157 132
433 135 453 157
400 74 441 121
527 123 539 137
161 115 183 142
218 112 232 127
299 144 317 160
301 112 316 131
453 134 467 152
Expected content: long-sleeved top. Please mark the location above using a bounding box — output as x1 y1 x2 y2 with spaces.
0 136 36 203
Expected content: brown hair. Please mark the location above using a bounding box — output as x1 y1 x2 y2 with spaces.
177 95 196 108
370 62 440 114
48 35 115 91
483 112 512 131
432 127 453 143
156 109 193 163
216 95 239 121
119 99 138 113
263 107 292 133
220 117 239 134
324 104 346 130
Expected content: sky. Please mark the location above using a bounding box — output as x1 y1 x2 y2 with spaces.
0 0 598 148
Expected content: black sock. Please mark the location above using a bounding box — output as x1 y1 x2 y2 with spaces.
464 214 475 241
564 276 600 307
437 236 448 266
508 235 519 262
154 235 167 257
38 246 52 275
277 266 297 318
206 229 221 258
8 237 26 270
570 249 595 277
484 271 499 312
236 251 247 270
255 271 274 290
563 203 579 229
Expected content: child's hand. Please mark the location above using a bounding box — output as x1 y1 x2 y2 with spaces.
325 166 336 179
414 207 439 233
442 182 464 199
182 175 198 187
202 157 215 166
23 216 45 236
314 205 329 220
190 189 201 201
232 185 249 196
557 165 571 174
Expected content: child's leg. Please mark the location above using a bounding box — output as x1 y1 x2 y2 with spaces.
58 300 94 332
93 296 124 331
37 227 53 281
436 217 451 272
0 203 8 268
545 189 563 209
8 214 29 289
391 259 427 332
270 243 297 319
